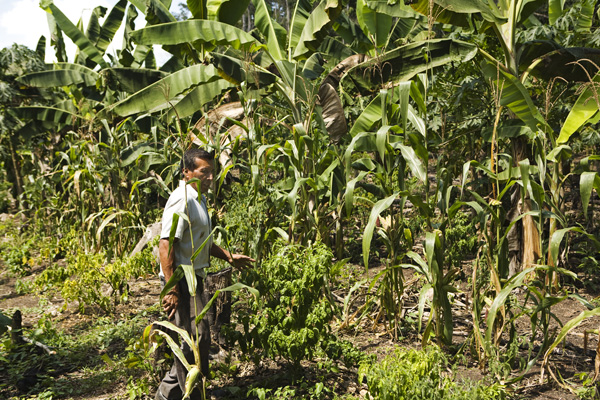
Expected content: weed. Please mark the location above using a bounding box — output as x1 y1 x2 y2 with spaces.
33 240 157 313
359 346 506 399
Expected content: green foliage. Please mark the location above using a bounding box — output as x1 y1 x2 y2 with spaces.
34 238 157 313
359 346 506 400
219 180 284 262
445 210 478 270
0 217 64 278
0 309 157 399
230 241 365 368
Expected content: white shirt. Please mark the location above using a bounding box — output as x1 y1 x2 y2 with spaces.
160 180 212 278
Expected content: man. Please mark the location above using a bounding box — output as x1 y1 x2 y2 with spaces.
156 148 254 400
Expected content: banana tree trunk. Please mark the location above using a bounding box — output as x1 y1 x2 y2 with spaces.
8 135 23 208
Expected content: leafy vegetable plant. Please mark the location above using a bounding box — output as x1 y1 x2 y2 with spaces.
229 240 364 369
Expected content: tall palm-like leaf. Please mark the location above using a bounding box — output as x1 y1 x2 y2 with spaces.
207 0 250 24
109 64 223 117
40 0 108 69
131 20 260 51
17 63 100 88
340 39 478 95
292 0 342 60
95 0 127 54
253 0 287 60
356 0 393 49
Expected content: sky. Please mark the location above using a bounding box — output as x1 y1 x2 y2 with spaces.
0 0 172 65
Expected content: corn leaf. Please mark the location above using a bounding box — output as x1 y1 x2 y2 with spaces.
195 282 259 325
363 193 397 269
580 171 600 218
183 366 202 398
151 321 196 368
542 307 600 369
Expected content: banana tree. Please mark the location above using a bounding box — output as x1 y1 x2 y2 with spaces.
410 0 600 279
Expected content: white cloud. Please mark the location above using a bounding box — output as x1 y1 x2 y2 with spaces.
0 0 171 65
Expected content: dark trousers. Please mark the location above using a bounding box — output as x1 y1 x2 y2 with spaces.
158 276 210 400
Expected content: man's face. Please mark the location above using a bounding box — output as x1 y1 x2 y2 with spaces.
183 157 214 194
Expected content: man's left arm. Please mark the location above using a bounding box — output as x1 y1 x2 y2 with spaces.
210 244 255 270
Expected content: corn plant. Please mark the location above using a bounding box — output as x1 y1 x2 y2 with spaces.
149 275 257 399
402 230 458 347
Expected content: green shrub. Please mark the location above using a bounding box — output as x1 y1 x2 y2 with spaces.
445 210 478 270
229 241 365 369
34 239 157 313
359 346 506 400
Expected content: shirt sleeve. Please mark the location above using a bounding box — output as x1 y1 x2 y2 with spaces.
160 195 187 240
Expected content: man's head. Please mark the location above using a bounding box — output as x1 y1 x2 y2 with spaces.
181 149 214 193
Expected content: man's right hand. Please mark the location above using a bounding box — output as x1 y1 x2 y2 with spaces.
162 292 179 320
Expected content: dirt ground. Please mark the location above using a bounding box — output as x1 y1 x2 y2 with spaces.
2 258 600 399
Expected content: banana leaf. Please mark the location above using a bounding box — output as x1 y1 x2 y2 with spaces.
188 0 207 19
131 20 259 51
165 79 234 119
293 0 342 60
519 41 600 82
411 0 506 26
46 12 67 62
576 0 595 32
349 93 385 136
36 36 46 60
96 0 127 54
356 0 393 49
557 70 600 144
40 0 108 69
331 13 372 56
111 64 221 117
129 0 148 14
14 106 81 125
252 0 286 60
17 63 99 88
481 60 551 134
319 81 347 142
103 68 168 93
122 4 138 53
207 0 249 25
288 0 312 55
145 0 177 24
341 39 477 95
364 0 422 17
85 6 106 47
211 52 277 87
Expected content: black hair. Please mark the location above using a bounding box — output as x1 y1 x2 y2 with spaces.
180 148 214 174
